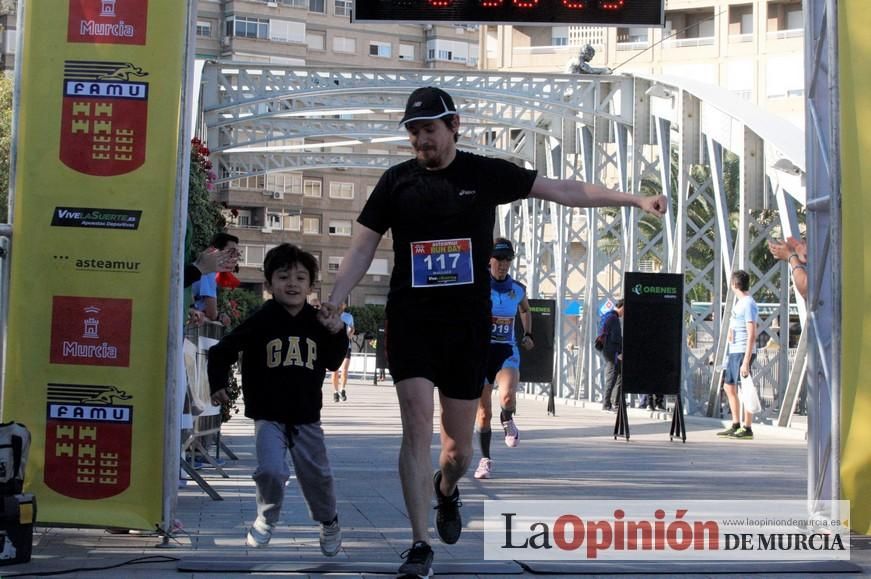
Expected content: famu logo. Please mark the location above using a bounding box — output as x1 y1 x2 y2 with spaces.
60 60 149 176
44 382 133 500
632 283 678 297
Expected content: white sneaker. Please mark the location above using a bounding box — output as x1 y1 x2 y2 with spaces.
502 418 519 448
246 518 273 548
473 458 492 479
319 517 342 557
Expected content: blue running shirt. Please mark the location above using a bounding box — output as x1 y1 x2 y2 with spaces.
490 275 526 345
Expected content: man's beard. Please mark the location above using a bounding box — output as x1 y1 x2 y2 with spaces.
415 151 441 169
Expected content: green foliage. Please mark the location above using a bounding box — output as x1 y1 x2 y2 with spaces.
347 304 385 351
215 287 262 423
187 138 224 260
0 74 12 223
217 287 263 330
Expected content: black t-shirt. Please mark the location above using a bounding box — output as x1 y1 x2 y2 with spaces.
358 151 537 317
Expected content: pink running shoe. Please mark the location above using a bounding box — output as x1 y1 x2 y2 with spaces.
502 418 519 447
473 458 492 479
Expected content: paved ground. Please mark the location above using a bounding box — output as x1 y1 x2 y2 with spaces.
2 379 867 578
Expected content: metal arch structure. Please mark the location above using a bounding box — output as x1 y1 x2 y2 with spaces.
803 0 840 518
202 63 812 429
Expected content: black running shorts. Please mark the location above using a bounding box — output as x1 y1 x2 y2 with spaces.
385 311 489 400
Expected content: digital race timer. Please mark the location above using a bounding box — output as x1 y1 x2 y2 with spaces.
353 0 664 26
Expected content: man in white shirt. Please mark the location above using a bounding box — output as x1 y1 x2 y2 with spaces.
717 270 759 440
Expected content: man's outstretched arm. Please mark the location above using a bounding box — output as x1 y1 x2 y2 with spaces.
529 176 667 217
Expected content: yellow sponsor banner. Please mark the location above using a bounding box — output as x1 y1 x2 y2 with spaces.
839 0 871 535
2 0 188 528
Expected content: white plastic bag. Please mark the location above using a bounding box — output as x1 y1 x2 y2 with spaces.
739 374 762 414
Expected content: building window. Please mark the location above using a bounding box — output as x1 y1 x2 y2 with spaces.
241 245 265 266
329 182 354 199
270 19 305 44
335 0 352 16
399 43 416 61
227 16 269 40
232 173 265 190
369 41 392 58
303 216 320 235
307 30 326 51
551 26 568 46
196 20 212 38
309 0 325 13
328 256 343 273
267 213 282 229
304 179 322 198
283 213 301 231
279 0 308 7
328 220 353 236
729 4 754 36
267 172 303 194
236 209 252 227
333 35 356 53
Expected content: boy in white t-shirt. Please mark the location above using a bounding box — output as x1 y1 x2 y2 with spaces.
717 270 759 440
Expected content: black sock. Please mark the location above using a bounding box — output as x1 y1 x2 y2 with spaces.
500 408 515 423
320 515 338 526
743 426 752 432
732 422 740 429
479 428 492 458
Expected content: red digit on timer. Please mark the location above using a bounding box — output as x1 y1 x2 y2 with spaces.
481 0 503 6
513 0 539 7
562 0 585 7
600 0 626 8
427 0 452 6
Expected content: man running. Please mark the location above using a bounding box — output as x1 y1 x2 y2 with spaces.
322 86 666 578
474 238 533 480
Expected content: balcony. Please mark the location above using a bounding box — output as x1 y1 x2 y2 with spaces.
665 36 716 48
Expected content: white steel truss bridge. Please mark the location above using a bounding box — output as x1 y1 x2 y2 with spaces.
201 62 834 514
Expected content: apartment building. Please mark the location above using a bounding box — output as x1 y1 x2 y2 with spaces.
196 0 483 304
481 0 805 128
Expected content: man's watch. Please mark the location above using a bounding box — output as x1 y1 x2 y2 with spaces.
523 332 533 340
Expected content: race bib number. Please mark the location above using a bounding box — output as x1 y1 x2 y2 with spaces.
410 238 474 288
491 315 514 342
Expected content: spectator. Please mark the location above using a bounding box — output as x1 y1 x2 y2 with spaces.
601 299 624 412
768 236 808 299
192 232 239 326
208 244 348 555
331 304 355 402
717 270 759 440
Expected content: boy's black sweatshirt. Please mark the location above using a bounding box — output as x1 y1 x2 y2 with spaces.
208 300 349 425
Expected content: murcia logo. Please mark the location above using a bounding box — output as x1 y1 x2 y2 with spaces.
44 382 133 500
50 296 132 367
60 60 149 176
68 0 148 45
632 283 644 296
458 189 476 197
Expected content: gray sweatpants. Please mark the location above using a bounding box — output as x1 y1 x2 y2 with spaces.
253 420 337 525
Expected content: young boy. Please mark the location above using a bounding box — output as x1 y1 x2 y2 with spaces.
208 243 348 555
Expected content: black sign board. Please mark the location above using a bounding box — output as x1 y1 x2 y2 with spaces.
354 0 665 26
518 299 556 383
621 272 684 395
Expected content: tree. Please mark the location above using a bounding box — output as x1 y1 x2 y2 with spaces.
217 287 263 331
347 304 385 351
0 74 12 223
187 137 224 260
